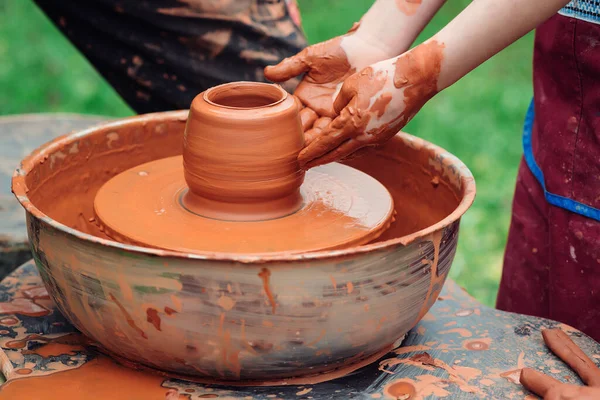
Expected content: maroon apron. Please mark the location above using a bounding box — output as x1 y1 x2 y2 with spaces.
497 13 600 341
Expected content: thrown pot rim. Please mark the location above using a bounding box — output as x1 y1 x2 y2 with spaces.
12 110 476 264
202 81 288 110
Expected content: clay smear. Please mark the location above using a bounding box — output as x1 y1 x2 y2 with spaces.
347 20 361 33
396 0 423 15
5 332 86 351
109 293 148 339
0 285 52 317
146 308 162 331
412 230 445 326
298 67 387 165
371 93 393 118
380 352 484 396
393 40 445 121
95 156 393 255
258 268 277 314
0 349 181 399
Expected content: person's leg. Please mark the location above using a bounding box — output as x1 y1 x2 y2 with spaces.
33 0 307 113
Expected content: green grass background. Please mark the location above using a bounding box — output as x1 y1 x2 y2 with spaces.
0 0 533 306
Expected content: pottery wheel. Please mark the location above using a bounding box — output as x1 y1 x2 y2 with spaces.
94 156 394 254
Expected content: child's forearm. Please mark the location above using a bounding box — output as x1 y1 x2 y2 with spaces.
350 0 448 57
434 0 570 91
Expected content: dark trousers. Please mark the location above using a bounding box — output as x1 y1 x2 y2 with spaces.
33 0 307 113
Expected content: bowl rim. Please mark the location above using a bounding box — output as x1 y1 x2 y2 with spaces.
202 81 288 110
12 110 476 264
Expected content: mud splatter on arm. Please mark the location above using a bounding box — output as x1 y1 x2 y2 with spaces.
297 40 445 168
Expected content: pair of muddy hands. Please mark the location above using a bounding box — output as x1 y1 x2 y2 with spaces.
522 329 600 399
265 29 443 169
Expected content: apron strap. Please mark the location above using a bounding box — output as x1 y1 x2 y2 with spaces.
523 98 600 221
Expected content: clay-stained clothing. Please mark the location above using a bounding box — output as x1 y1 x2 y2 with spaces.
497 13 600 341
33 0 307 113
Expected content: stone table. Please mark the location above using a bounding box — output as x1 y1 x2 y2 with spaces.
0 114 109 279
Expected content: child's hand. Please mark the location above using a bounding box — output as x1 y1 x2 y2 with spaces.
265 31 394 142
298 40 445 169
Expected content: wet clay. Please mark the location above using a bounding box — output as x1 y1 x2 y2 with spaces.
258 268 276 314
298 67 388 167
94 156 395 254
520 329 600 397
297 40 447 169
264 36 355 119
380 352 484 396
396 0 423 16
0 284 52 317
182 82 305 222
0 349 181 400
393 40 445 121
541 329 600 386
94 81 395 254
299 107 318 131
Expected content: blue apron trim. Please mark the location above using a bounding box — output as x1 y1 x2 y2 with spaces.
558 0 600 25
523 98 600 221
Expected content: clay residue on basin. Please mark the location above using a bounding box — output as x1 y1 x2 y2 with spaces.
13 114 187 240
342 140 461 243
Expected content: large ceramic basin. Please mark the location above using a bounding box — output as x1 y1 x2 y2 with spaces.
11 110 475 383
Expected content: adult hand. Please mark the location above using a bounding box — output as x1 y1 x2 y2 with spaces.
265 30 394 146
297 40 445 169
520 329 600 399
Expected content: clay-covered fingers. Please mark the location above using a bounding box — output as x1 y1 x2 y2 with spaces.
299 107 318 132
333 77 358 114
298 126 349 168
264 51 309 82
298 103 363 168
520 367 562 397
303 138 365 169
304 117 332 145
542 329 600 387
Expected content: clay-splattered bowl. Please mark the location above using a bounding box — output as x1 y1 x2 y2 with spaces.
12 111 475 383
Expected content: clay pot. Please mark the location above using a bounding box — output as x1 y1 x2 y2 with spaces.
182 82 305 221
12 110 476 382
